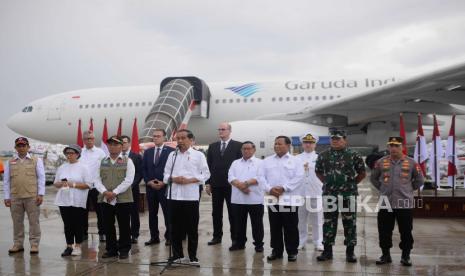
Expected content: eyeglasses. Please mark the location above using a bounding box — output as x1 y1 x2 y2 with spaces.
218 128 229 131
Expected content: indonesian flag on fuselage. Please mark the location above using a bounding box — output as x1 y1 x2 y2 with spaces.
101 118 109 156
428 115 443 186
446 115 458 187
413 114 428 175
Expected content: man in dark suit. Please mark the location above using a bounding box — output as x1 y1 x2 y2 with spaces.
121 135 144 244
206 122 242 246
142 129 174 246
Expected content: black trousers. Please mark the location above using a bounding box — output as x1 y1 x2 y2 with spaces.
59 206 86 245
170 200 199 258
84 188 105 235
378 208 414 251
211 185 235 241
101 202 132 255
232 203 264 248
268 205 299 256
129 185 140 238
146 187 169 240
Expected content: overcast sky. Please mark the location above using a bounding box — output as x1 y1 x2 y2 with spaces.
1 0 465 150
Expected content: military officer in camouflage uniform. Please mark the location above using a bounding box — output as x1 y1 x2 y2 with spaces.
315 130 366 263
370 137 424 266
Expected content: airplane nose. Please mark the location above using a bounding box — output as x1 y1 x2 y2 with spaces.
6 112 24 134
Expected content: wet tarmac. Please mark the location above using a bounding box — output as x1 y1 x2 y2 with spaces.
1 179 465 275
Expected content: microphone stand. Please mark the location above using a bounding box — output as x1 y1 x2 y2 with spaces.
151 147 200 274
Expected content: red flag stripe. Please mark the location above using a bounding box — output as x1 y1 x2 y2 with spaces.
131 118 140 154
76 119 83 148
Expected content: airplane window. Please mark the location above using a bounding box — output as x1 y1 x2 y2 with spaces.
337 95 341 98
257 98 262 102
128 103 132 107
135 102 140 107
330 95 334 100
272 97 276 102
91 104 95 108
149 102 152 105
222 99 226 104
229 99 233 103
322 96 326 100
215 99 219 104
122 103 127 107
79 105 83 109
110 104 114 108
116 103 121 107
286 97 290 101
142 102 146 106
104 104 108 108
300 96 304 101
315 96 319 100
279 97 283 101
236 98 240 103
250 98 255 102
243 98 248 103
260 141 265 148
85 104 89 109
308 96 312 101
293 97 297 101
97 104 101 108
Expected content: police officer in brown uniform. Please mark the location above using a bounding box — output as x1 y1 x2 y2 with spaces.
3 137 45 254
370 137 424 266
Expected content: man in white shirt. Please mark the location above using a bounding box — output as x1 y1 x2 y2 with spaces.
296 133 324 251
163 129 210 265
80 130 107 241
228 141 264 253
258 136 304 262
3 137 45 255
94 136 135 259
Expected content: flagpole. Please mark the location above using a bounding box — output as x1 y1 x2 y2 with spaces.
417 113 421 197
452 115 456 197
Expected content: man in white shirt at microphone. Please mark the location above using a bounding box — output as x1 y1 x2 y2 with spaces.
163 129 210 265
296 133 324 251
227 141 264 253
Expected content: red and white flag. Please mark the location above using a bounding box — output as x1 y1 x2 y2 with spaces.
76 119 83 148
428 115 443 187
399 113 408 155
413 114 428 175
131 118 140 154
101 118 109 156
89 118 94 131
446 115 458 187
117 118 123 136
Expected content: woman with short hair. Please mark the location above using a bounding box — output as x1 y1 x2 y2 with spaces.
53 144 91 257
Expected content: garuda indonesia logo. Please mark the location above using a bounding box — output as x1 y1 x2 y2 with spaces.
225 83 260 97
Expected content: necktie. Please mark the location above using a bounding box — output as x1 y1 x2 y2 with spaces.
154 147 161 165
220 142 226 156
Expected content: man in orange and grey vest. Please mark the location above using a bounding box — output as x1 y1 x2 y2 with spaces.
3 137 45 255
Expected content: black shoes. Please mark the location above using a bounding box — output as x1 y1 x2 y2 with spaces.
267 253 283 261
99 235 106 242
288 254 297 262
61 247 73 257
131 237 138 244
376 248 392 265
401 250 412 266
189 257 200 265
346 246 357 263
145 238 160 246
255 246 264 253
207 238 221 245
119 252 129 259
101 251 118 258
165 240 171 246
229 244 245 251
317 245 333 261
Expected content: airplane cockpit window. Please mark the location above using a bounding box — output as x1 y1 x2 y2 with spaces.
22 106 34 112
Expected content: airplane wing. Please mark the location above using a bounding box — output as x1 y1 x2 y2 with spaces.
257 62 465 129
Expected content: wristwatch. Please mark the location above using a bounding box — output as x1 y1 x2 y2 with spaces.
244 181 249 187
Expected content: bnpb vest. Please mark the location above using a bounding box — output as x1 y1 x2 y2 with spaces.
9 157 38 199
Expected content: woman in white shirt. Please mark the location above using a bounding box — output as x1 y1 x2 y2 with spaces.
54 144 91 257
